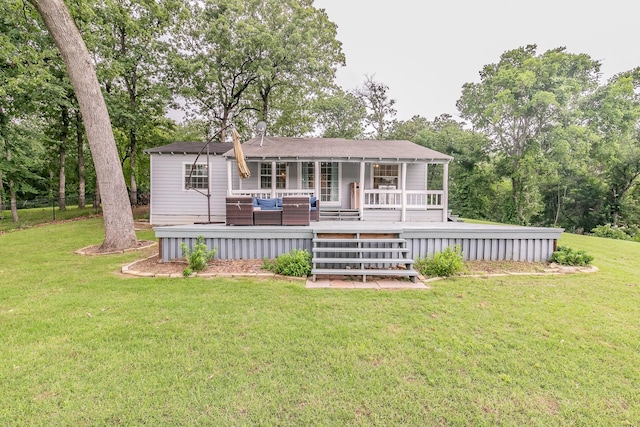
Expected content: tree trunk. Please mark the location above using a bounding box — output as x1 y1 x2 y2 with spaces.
58 105 69 210
94 179 101 214
58 146 66 210
9 179 18 223
29 0 136 251
76 112 85 209
0 170 4 218
129 128 137 205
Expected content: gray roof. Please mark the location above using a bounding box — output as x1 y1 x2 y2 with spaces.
223 137 452 163
144 141 234 155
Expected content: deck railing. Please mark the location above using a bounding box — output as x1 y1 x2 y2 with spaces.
229 189 442 209
364 190 443 209
229 189 315 199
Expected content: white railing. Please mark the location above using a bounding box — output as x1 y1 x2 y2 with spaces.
230 189 315 199
364 190 443 209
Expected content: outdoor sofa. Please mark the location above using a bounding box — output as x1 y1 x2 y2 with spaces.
225 196 319 226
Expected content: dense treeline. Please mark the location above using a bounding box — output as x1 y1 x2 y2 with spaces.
1 1 639 232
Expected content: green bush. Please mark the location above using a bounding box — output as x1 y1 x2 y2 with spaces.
181 235 216 275
550 245 594 266
415 245 464 277
591 224 632 241
263 249 312 277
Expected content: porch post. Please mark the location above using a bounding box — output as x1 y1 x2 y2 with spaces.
271 161 276 198
442 162 449 222
226 160 232 195
359 160 365 220
315 161 320 199
401 162 407 222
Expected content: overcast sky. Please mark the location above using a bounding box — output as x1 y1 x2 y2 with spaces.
313 0 640 122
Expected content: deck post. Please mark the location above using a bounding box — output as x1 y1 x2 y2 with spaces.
226 160 232 195
315 161 320 201
359 160 365 219
401 162 407 221
442 162 449 222
271 161 276 198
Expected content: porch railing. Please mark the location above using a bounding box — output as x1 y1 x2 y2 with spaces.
364 190 443 209
229 189 316 199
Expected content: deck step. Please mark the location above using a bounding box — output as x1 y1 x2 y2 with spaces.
311 232 418 282
312 247 409 253
319 208 361 221
312 268 419 283
313 258 414 265
313 238 407 244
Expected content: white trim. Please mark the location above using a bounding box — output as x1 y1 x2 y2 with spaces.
370 162 400 189
182 161 210 192
149 155 154 225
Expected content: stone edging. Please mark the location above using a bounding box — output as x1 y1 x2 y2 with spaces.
120 255 306 282
120 257 598 283
76 240 157 256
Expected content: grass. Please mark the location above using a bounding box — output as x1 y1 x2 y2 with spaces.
1 216 639 425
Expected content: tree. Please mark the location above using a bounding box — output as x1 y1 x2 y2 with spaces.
413 115 497 220
28 0 137 251
457 45 600 224
171 0 344 141
249 0 344 136
0 0 52 222
584 68 640 226
355 75 396 139
92 0 180 205
313 90 365 138
387 115 431 141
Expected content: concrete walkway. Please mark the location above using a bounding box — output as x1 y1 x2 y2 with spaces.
306 277 429 289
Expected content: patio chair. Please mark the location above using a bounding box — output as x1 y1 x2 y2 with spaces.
226 196 254 225
310 196 320 221
282 196 310 226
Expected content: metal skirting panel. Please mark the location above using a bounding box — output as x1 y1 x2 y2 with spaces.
155 222 562 262
404 237 555 262
162 236 312 261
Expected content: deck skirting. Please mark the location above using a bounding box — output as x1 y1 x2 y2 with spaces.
155 222 562 263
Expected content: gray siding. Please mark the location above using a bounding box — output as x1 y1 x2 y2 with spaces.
406 163 426 191
150 153 228 225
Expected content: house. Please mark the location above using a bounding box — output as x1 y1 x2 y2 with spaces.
146 137 562 272
146 136 453 225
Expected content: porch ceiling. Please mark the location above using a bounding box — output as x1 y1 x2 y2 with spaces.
222 137 452 163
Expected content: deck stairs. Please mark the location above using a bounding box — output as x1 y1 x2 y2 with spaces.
311 231 419 283
319 208 361 221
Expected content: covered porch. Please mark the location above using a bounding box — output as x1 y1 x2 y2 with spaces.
224 137 453 222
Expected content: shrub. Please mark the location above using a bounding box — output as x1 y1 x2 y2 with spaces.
550 246 594 266
263 249 312 277
591 224 632 241
181 235 216 275
415 245 464 277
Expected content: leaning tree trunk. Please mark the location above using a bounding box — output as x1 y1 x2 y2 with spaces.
29 0 136 251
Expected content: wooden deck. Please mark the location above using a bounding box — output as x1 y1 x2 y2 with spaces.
154 221 563 263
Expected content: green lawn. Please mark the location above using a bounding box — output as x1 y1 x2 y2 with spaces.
1 218 639 425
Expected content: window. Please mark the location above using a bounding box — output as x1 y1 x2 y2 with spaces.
372 163 399 189
301 162 315 189
320 162 339 202
260 162 287 189
184 163 208 190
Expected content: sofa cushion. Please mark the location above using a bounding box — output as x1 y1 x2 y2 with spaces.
257 198 281 210
252 197 258 207
310 196 317 208
276 198 283 208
